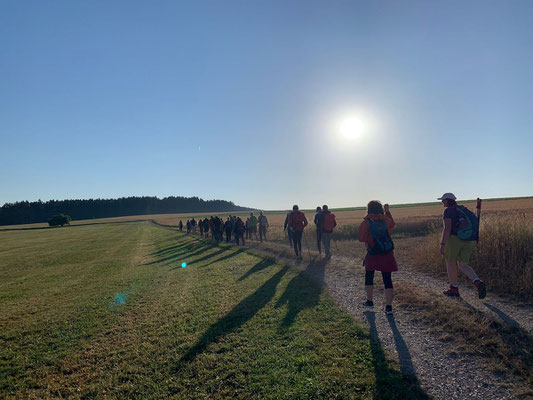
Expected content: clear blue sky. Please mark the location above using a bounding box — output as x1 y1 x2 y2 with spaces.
2 0 532 210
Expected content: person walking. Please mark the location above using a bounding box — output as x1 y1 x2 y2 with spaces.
314 206 322 255
224 217 233 243
249 213 259 241
284 211 293 248
358 201 397 314
245 218 251 240
438 193 486 298
178 220 183 232
191 218 197 234
199 218 204 237
288 205 308 258
203 217 209 239
258 211 269 242
186 220 191 234
318 205 336 259
234 217 246 246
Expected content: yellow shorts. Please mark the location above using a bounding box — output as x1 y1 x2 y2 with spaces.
445 235 474 263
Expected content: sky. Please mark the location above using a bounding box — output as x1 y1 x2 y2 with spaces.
1 0 532 210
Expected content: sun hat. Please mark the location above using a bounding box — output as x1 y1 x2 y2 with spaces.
437 193 457 201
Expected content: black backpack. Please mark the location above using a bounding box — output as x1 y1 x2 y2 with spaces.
368 219 394 255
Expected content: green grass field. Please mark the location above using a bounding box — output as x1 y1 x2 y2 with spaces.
0 222 426 399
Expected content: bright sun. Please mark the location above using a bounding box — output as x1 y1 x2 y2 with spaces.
338 115 367 141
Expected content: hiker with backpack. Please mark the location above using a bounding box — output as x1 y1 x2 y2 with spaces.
288 205 308 259
199 218 204 237
203 217 210 239
179 220 183 232
318 205 336 260
283 211 293 248
234 217 246 246
258 211 269 242
438 193 486 299
314 206 323 255
186 220 191 234
249 213 259 241
191 218 197 234
358 201 397 314
224 217 233 243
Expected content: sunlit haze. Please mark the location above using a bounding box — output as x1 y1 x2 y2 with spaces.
1 1 532 210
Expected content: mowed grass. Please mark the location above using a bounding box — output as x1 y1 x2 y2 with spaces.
0 222 426 399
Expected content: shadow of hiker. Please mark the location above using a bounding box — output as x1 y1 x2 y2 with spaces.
386 314 418 377
238 258 275 281
185 247 230 266
145 243 215 266
483 302 520 329
176 265 290 367
364 311 429 400
275 258 326 329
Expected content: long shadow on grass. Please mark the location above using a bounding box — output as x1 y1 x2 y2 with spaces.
364 312 429 400
176 265 290 367
185 247 230 266
238 258 275 281
145 242 215 266
275 259 326 329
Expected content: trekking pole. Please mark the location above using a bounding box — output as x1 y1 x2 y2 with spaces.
303 230 312 260
333 232 339 252
476 198 482 244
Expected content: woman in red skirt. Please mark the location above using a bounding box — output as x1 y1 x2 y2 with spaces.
358 200 397 314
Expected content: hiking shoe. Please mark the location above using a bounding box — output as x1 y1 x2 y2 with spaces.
443 286 460 297
363 300 374 307
385 305 393 314
474 280 486 299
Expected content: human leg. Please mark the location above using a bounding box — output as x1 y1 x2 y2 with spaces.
364 270 375 305
322 232 331 258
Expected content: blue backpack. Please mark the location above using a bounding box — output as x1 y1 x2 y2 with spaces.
368 219 394 255
456 205 479 241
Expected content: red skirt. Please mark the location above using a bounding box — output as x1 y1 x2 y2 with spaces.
364 252 398 272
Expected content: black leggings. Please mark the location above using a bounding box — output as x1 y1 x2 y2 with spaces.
365 270 393 289
292 231 303 255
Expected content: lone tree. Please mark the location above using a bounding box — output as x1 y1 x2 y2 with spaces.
48 214 71 227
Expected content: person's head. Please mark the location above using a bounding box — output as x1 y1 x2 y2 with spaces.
293 205 299 211
367 200 384 215
260 211 263 215
322 205 328 212
316 206 321 212
250 212 254 217
438 193 457 208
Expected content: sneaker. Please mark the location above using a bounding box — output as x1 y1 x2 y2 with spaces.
443 286 460 297
474 280 486 299
363 300 374 307
385 305 393 314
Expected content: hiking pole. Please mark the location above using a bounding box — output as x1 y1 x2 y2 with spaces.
476 198 482 244
303 230 312 260
332 232 339 252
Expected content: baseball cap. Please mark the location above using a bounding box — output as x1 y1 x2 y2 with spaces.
437 193 457 201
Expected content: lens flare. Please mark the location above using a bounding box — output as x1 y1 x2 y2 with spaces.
181 262 187 268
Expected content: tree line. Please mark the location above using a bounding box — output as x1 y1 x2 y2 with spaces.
0 196 253 226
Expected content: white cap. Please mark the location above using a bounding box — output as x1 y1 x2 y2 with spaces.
437 192 457 201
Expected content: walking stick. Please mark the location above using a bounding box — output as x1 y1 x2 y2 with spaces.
303 230 312 260
476 198 482 244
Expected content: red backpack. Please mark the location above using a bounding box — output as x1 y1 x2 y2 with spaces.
290 211 306 231
323 213 336 231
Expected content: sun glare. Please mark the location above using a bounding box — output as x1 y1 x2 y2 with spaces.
337 114 368 141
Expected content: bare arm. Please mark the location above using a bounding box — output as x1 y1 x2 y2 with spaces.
440 218 452 255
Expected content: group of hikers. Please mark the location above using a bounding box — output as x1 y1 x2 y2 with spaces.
178 212 269 245
177 193 486 314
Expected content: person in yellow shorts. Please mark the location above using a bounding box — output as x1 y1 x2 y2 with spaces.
438 193 486 298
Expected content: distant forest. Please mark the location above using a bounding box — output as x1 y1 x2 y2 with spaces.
0 196 253 226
